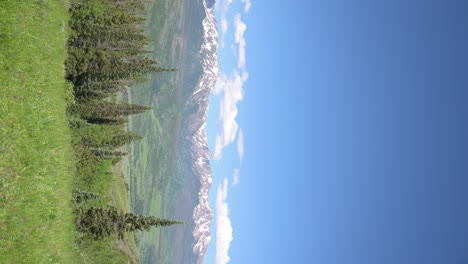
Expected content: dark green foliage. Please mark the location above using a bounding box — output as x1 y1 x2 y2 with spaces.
65 0 169 169
77 206 183 240
65 0 165 171
84 117 128 126
89 149 128 159
73 122 142 149
74 79 137 99
73 146 114 192
65 0 182 254
73 189 103 204
69 101 151 120
65 0 175 93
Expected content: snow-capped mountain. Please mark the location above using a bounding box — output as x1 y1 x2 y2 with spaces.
179 1 218 263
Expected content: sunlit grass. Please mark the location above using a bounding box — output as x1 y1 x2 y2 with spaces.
0 0 79 262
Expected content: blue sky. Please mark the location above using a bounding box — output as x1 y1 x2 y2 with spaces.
205 1 468 263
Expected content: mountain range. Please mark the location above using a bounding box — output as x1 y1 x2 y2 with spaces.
125 0 218 263
182 1 218 262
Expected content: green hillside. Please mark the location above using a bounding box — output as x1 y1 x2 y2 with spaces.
0 1 79 262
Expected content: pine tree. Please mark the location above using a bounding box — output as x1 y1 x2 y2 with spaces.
78 206 184 240
69 101 151 120
73 189 103 204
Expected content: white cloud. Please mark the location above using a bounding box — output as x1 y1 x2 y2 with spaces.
213 135 223 160
216 0 234 48
233 14 247 70
237 129 244 163
213 71 227 95
241 71 249 82
212 9 249 161
215 0 233 14
232 169 240 186
223 0 234 9
212 70 246 160
241 0 252 13
220 18 228 47
216 178 233 264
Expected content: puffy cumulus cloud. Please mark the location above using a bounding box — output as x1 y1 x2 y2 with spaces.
216 0 234 48
232 169 240 186
241 0 252 13
220 97 239 149
212 70 246 160
213 135 223 161
215 0 233 16
233 13 247 70
241 71 249 82
213 72 227 95
221 18 228 37
216 178 233 264
222 0 234 11
237 129 244 163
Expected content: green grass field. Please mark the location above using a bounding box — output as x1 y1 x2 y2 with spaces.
0 1 140 263
0 0 80 263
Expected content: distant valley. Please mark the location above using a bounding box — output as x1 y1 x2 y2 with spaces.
120 0 218 263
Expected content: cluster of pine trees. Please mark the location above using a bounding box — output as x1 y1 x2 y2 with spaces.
65 0 163 167
65 0 175 94
74 190 182 240
65 0 182 241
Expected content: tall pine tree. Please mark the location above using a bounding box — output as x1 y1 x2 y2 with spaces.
78 206 184 239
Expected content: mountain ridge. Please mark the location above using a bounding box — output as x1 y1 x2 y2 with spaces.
180 1 218 263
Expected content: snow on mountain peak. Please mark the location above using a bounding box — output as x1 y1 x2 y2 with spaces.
188 2 218 264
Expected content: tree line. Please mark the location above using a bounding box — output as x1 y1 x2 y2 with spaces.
65 0 182 241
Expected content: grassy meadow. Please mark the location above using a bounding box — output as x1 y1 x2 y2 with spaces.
0 0 140 263
0 0 79 262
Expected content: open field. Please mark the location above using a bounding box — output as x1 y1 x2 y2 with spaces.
0 1 79 262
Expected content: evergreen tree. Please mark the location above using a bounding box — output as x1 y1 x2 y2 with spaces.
73 189 103 204
105 132 143 148
78 206 183 240
69 101 151 120
84 116 128 125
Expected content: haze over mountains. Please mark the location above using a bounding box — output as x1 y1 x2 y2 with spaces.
180 0 218 262
126 0 218 263
184 0 218 263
